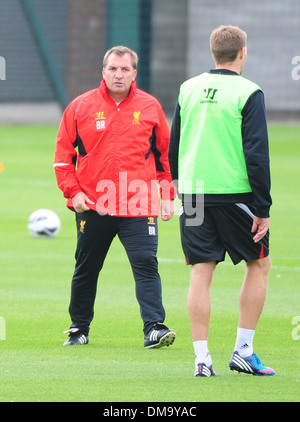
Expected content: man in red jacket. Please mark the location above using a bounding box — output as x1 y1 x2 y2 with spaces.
54 46 176 348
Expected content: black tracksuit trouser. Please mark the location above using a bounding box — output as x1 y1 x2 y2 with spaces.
68 210 166 336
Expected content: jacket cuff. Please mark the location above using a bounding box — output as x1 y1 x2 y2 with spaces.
254 205 270 218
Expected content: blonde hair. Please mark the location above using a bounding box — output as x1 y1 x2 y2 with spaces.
103 46 138 69
210 25 247 64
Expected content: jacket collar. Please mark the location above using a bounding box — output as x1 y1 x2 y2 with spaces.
99 79 137 103
209 69 239 76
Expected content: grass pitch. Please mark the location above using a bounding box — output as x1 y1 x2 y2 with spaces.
0 124 299 402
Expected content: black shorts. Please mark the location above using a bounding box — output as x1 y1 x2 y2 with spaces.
180 203 270 265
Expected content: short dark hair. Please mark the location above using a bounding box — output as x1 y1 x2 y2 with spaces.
103 46 138 69
210 25 247 64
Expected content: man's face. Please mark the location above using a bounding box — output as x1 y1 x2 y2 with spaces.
102 53 137 101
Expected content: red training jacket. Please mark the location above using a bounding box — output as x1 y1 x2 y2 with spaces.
54 80 175 217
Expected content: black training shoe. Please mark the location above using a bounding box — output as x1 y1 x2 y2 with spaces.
194 362 217 377
63 328 89 346
144 323 176 349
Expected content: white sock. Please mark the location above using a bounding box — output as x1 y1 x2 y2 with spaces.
193 340 212 367
234 327 255 358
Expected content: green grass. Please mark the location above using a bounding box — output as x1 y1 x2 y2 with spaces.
0 124 299 402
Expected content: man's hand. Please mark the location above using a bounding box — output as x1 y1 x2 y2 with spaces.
160 199 175 221
251 216 270 243
72 192 95 213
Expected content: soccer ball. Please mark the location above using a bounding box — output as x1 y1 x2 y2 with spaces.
28 209 61 238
